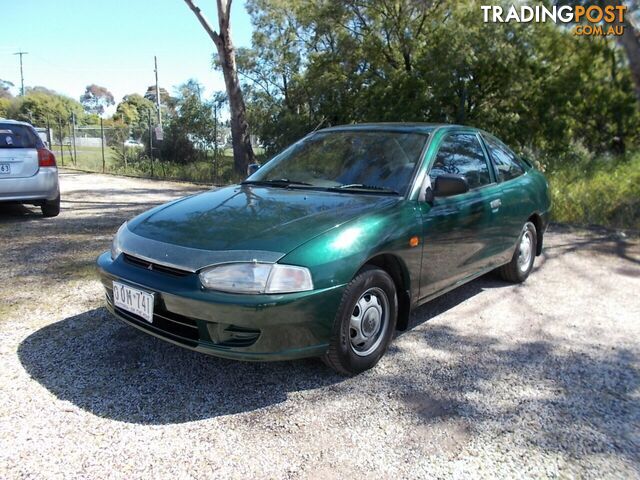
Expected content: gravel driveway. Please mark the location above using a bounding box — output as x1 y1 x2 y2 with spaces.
1 170 639 479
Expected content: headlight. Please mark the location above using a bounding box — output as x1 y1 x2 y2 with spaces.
110 222 127 260
199 262 313 294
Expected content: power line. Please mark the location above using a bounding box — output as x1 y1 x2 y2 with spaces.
13 50 28 96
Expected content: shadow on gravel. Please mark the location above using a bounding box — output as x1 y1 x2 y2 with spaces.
16 283 640 463
404 273 511 331
0 203 42 222
18 307 343 424
544 224 640 266
390 324 640 463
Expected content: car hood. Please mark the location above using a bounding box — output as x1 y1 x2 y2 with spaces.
127 185 399 260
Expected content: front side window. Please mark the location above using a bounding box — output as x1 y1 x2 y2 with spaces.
250 130 428 195
483 135 525 182
429 133 491 190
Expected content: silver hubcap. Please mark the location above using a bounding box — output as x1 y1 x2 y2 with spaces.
517 229 533 273
349 287 389 357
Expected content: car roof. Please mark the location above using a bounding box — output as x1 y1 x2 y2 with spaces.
0 118 33 127
318 122 473 135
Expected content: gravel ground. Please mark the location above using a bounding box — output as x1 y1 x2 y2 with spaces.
0 170 639 479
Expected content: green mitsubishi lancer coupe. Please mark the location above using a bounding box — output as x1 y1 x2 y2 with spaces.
98 123 550 375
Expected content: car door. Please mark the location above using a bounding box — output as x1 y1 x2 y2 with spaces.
417 131 503 300
481 133 531 263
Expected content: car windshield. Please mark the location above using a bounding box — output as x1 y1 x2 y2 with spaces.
248 130 428 195
0 124 40 149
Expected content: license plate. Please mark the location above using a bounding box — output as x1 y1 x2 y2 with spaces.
0 163 10 175
112 281 154 323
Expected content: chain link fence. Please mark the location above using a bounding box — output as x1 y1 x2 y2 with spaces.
35 118 236 185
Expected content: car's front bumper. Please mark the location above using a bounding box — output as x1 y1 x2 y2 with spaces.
97 251 346 361
0 167 59 203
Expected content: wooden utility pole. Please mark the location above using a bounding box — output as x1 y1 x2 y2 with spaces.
154 56 162 129
183 0 255 175
13 51 28 96
148 109 154 177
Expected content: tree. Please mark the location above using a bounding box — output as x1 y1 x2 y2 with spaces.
0 98 10 117
184 0 255 175
144 85 176 112
0 79 13 99
239 0 639 159
6 88 84 126
615 1 640 102
114 93 157 140
80 84 115 115
157 80 216 164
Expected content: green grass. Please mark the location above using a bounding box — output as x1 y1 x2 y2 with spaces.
548 152 640 230
52 145 241 184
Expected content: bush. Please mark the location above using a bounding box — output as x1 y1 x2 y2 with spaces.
548 151 640 230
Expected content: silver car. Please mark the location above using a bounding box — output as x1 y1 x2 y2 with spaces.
0 119 60 217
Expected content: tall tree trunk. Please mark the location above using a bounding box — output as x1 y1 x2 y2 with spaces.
618 22 640 102
184 0 255 176
612 1 640 103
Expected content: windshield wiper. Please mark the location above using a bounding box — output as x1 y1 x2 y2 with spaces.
331 184 400 195
241 178 312 187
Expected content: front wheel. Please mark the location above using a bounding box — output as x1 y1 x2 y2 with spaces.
497 221 537 283
322 266 397 375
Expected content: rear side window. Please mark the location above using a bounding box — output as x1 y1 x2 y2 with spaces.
430 133 492 190
483 135 526 182
0 124 41 148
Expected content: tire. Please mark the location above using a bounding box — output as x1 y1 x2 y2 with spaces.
41 195 60 218
322 266 398 375
497 221 537 283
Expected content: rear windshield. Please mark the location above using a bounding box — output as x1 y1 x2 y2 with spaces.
0 124 41 148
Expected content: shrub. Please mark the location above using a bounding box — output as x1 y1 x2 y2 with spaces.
548 151 640 230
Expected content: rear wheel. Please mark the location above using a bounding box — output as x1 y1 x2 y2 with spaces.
41 195 60 217
322 266 397 375
497 221 536 283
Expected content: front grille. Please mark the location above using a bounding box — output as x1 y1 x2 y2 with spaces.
123 253 190 277
106 290 199 347
105 288 261 350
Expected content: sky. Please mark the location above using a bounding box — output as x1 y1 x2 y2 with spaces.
0 0 254 110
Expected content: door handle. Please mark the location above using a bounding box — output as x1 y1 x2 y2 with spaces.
490 199 502 209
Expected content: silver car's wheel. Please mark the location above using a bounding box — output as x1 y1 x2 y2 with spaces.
349 287 389 357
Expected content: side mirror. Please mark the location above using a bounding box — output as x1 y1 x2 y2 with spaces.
433 174 469 197
247 163 261 177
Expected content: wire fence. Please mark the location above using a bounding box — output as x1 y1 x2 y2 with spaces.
34 118 237 185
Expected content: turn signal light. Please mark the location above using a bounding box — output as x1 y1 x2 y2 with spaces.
409 236 420 247
37 148 57 167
